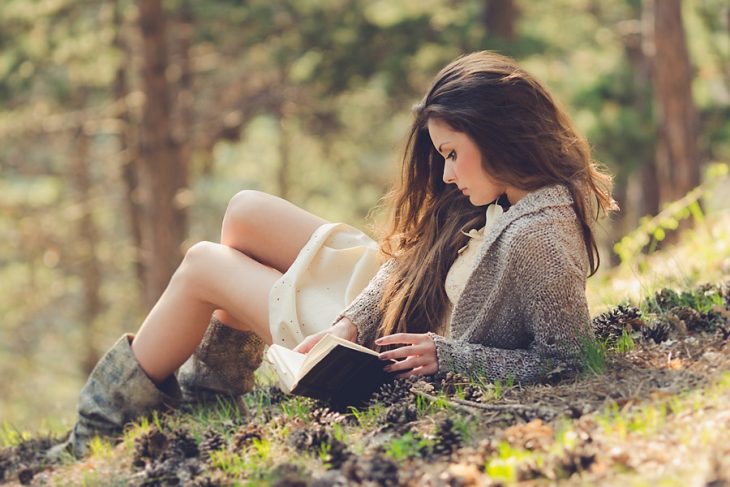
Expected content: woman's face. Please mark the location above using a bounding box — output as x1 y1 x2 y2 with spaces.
427 118 506 207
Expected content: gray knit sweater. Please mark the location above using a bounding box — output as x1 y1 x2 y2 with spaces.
329 184 594 384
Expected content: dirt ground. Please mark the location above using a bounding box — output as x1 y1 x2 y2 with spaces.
2 283 729 486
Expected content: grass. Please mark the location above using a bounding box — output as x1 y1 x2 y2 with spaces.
484 441 543 482
0 420 31 447
614 329 636 354
588 192 730 316
383 431 431 462
348 402 388 428
279 396 314 422
581 336 608 375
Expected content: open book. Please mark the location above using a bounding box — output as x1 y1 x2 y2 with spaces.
265 334 397 407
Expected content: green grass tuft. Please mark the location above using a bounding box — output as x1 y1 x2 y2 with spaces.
0 421 31 447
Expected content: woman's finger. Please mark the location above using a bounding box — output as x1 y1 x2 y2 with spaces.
375 333 428 347
293 334 318 354
397 363 438 378
292 340 308 354
378 344 422 361
383 355 432 373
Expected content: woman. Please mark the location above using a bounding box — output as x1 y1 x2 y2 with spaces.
55 50 615 458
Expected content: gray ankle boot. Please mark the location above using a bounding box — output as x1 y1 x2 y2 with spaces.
177 316 265 408
48 334 181 459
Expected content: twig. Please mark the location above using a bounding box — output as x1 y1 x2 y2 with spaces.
410 388 480 416
449 395 539 411
409 388 538 414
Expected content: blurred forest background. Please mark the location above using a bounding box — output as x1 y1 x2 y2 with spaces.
0 0 728 432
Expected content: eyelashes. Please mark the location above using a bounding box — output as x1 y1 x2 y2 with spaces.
446 150 456 161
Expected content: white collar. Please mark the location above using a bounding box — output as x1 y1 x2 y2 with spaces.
460 203 505 241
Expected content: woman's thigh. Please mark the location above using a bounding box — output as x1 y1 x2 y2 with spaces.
221 190 330 274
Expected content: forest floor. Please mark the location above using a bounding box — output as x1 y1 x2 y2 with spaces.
2 209 730 486
1 281 728 486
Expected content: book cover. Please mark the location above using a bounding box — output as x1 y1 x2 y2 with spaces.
266 334 397 407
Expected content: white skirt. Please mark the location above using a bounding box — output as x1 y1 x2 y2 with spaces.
267 222 382 349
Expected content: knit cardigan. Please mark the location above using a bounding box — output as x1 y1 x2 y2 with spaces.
329 184 594 384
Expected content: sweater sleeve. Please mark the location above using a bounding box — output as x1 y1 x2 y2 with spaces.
428 230 594 384
329 257 398 348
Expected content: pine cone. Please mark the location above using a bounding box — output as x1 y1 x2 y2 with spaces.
431 418 462 457
262 385 287 406
288 425 331 451
168 428 198 459
642 319 671 344
132 428 168 468
0 448 11 482
592 303 643 342
342 451 399 486
189 473 227 487
438 371 471 395
323 439 351 470
653 288 682 312
231 424 264 451
132 457 181 486
199 430 226 460
385 403 418 426
557 448 596 477
669 306 713 332
369 379 412 407
462 384 483 402
311 407 348 426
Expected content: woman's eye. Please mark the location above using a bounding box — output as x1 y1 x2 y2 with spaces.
447 150 456 161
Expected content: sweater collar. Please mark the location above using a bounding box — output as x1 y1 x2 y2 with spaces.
473 184 574 261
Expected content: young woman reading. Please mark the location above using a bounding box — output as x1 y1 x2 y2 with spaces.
54 50 615 457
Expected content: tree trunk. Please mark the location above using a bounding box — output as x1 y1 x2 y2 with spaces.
483 0 518 40
71 97 103 375
112 0 144 290
136 0 189 308
653 0 699 206
173 0 194 181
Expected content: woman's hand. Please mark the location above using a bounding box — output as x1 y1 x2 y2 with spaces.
375 333 438 378
293 317 358 354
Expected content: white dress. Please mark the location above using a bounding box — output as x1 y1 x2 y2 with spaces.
268 204 503 349
268 223 382 349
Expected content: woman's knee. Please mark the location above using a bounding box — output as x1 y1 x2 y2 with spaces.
174 240 221 288
222 190 271 239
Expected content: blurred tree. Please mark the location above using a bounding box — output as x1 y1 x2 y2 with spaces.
69 98 103 375
619 1 659 251
694 0 730 165
136 0 190 308
483 0 519 40
653 0 700 205
112 0 145 292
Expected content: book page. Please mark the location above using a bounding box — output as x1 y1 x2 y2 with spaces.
266 345 307 392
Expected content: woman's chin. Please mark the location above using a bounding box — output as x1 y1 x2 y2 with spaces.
467 195 491 207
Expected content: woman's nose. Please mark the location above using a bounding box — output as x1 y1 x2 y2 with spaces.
443 161 456 184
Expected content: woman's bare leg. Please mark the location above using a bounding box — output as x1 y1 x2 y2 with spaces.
212 190 329 329
131 190 330 384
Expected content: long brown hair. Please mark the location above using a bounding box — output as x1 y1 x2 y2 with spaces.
372 51 616 343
